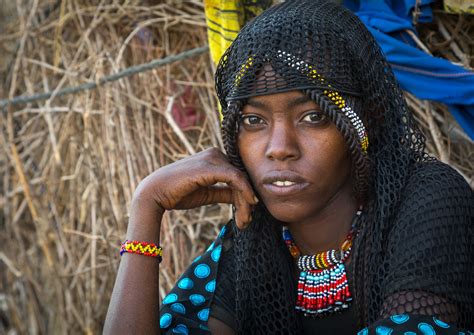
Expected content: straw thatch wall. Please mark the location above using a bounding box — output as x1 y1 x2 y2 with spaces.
0 1 472 334
1 1 228 333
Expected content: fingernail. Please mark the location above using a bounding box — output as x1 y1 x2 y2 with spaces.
253 196 259 203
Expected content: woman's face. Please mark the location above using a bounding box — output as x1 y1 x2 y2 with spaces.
237 90 353 223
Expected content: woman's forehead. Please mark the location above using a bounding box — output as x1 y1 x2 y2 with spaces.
245 90 313 108
242 91 324 118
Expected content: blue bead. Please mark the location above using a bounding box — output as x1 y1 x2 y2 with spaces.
189 294 206 306
199 324 210 331
433 317 450 328
172 324 188 334
170 303 186 314
418 323 436 335
197 308 210 321
160 313 172 328
194 264 211 279
211 245 222 262
163 293 178 305
177 278 194 290
205 280 216 292
404 332 417 335
376 326 393 335
390 314 409 324
357 328 368 335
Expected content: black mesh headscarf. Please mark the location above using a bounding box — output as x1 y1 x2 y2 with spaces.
216 1 474 333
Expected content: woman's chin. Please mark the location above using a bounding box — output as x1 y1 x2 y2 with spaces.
263 203 306 225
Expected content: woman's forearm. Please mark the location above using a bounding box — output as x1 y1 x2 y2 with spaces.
103 148 256 333
103 196 164 334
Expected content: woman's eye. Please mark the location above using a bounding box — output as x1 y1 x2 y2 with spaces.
301 111 327 124
241 115 264 126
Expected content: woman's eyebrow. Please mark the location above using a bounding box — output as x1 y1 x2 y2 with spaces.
246 99 268 111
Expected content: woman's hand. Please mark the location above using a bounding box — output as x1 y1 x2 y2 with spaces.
133 147 258 229
104 148 257 334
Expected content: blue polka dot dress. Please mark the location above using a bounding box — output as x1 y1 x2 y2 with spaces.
159 224 228 334
357 314 473 335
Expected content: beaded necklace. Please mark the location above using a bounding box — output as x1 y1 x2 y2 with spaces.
282 208 362 317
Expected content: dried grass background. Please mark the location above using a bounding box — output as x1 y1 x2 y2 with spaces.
0 1 472 334
1 1 227 333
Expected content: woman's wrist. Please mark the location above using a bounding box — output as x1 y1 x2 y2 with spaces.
127 193 165 243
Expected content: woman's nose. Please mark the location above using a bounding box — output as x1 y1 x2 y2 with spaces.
265 122 301 161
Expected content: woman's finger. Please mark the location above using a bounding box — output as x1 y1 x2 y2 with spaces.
239 191 253 229
135 148 258 211
197 149 256 203
206 185 253 229
233 190 253 229
233 191 244 229
218 167 258 205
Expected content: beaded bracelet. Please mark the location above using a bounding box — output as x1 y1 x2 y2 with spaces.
120 240 163 263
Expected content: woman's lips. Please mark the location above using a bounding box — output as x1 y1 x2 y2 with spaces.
261 170 310 196
262 182 310 196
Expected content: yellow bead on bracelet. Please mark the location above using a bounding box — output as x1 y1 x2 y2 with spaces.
120 240 163 262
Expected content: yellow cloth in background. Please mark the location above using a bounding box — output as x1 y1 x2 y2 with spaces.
204 0 271 120
204 0 271 66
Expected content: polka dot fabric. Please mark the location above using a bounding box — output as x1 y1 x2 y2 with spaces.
159 224 229 334
357 314 472 335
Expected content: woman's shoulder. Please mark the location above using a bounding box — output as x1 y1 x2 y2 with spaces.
385 158 473 256
398 159 473 219
381 160 474 323
405 159 472 195
384 159 473 264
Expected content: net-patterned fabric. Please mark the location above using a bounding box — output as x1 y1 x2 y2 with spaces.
207 161 473 334
380 161 473 323
211 0 474 333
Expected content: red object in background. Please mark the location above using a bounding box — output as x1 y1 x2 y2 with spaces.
171 86 200 130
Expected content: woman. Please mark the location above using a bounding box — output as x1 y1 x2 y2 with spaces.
104 1 473 334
